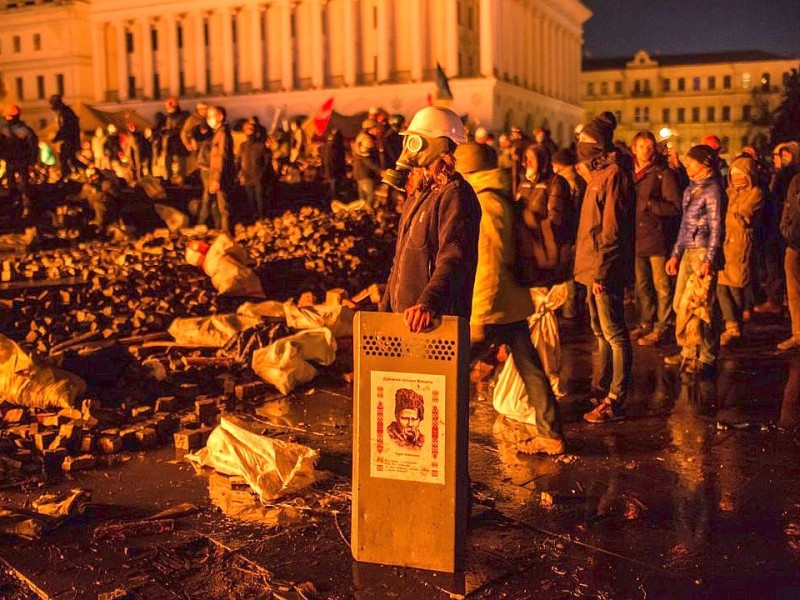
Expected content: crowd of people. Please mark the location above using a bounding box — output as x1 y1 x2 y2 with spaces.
3 95 800 453
378 104 800 455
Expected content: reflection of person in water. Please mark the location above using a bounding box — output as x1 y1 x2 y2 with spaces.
387 389 425 450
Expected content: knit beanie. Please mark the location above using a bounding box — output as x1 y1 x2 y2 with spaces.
582 111 617 149
552 148 577 166
687 144 717 169
454 141 497 174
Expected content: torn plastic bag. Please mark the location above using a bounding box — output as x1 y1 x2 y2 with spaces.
331 199 367 214
202 233 250 276
529 283 567 397
251 328 336 394
186 416 317 502
236 300 287 319
154 203 190 232
0 333 86 409
283 300 355 338
0 488 91 540
168 314 262 348
223 321 292 363
675 272 713 348
492 354 537 426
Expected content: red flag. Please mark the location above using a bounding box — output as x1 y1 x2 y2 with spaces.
314 97 335 136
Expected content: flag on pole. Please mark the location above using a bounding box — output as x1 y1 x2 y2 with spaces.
435 63 454 102
313 96 335 136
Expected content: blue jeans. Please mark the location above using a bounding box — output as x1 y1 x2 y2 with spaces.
471 321 562 440
635 255 674 331
587 286 632 401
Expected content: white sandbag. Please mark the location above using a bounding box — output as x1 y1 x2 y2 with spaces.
492 355 537 426
331 199 366 214
154 203 190 232
210 254 265 298
529 283 568 397
283 301 355 338
202 233 249 277
168 314 262 348
251 328 336 394
0 334 86 410
236 301 287 319
186 416 317 502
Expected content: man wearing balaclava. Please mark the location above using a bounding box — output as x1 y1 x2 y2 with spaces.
378 106 481 333
573 111 635 424
664 144 724 372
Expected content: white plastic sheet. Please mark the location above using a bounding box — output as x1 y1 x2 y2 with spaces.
186 417 317 502
492 355 537 426
168 314 262 347
251 328 336 394
0 334 86 409
529 283 567 397
200 234 265 298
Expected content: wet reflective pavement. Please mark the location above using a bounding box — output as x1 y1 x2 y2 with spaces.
2 315 800 599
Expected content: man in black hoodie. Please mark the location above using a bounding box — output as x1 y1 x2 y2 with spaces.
573 112 635 424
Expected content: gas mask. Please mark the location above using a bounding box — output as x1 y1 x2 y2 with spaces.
382 135 453 191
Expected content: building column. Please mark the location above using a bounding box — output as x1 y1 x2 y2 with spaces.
250 3 265 91
91 22 108 102
410 0 423 81
193 12 208 95
310 0 325 87
534 11 543 91
376 0 389 82
479 0 494 77
279 0 294 90
140 19 153 99
114 20 129 100
220 8 235 93
343 0 356 86
445 0 458 76
164 14 180 97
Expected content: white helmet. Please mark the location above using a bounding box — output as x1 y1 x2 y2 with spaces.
401 106 466 145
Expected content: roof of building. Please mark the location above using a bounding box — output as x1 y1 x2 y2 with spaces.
583 50 793 71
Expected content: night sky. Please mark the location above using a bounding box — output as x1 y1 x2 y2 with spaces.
582 0 800 59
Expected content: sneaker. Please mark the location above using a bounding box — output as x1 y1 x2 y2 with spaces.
580 388 607 408
754 300 783 315
517 436 565 456
638 328 666 347
777 336 800 351
583 399 625 424
630 323 653 341
664 352 684 367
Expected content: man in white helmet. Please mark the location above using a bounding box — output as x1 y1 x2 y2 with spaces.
379 106 481 332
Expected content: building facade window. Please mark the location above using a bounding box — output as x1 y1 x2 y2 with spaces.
633 80 641 94
692 77 701 91
36 75 45 99
614 80 622 94
678 77 685 91
643 106 650 122
742 104 752 120
662 78 670 92
587 82 594 96
614 110 622 124
722 106 731 121
723 75 732 89
707 106 715 122
15 77 23 99
125 31 134 54
634 107 641 123
677 107 685 123
33 33 41 51
56 73 64 96
692 107 700 122
742 73 751 89
708 76 716 90
600 81 608 95
663 108 671 123
13 35 20 53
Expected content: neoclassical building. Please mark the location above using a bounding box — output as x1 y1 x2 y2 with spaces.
582 49 800 158
0 0 591 145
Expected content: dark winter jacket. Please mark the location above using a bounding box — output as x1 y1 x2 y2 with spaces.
779 172 800 250
352 131 381 182
162 108 190 155
634 161 682 257
209 124 236 191
515 145 574 286
52 104 81 148
670 176 724 267
237 138 272 187
573 152 635 288
379 173 481 319
0 119 38 165
192 123 214 170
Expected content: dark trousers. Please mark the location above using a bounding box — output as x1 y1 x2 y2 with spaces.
587 286 632 400
244 183 263 219
718 284 744 327
470 321 562 440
